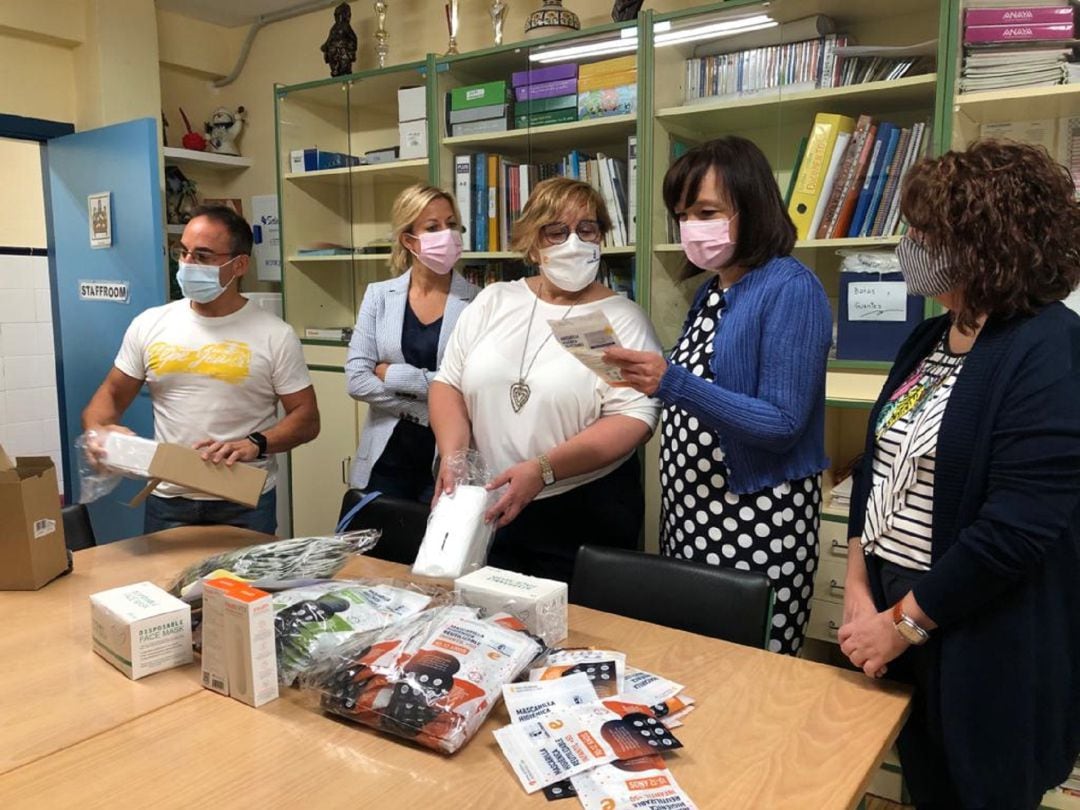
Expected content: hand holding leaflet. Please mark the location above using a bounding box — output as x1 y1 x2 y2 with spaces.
548 311 629 386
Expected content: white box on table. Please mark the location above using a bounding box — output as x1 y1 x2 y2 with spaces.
90 581 193 679
201 578 279 708
455 566 568 646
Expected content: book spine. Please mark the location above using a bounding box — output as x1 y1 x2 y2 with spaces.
964 22 1074 43
884 122 925 237
832 123 878 238
487 154 499 252
808 130 851 239
627 135 638 244
847 128 887 238
859 125 902 238
870 127 911 237
454 155 472 251
965 8 1075 26
475 153 487 252
788 113 856 239
817 114 871 239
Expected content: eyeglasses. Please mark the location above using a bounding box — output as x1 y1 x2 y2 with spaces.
540 220 602 244
169 246 237 264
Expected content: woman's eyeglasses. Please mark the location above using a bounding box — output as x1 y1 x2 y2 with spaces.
540 220 602 244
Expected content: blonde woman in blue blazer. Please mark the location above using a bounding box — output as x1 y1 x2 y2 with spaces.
346 184 478 501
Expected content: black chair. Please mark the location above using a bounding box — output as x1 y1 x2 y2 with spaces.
337 489 430 566
61 504 97 552
570 545 773 649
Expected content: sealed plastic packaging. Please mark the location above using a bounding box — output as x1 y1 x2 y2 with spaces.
412 450 496 579
455 566 568 646
74 430 128 503
301 604 542 753
272 579 447 685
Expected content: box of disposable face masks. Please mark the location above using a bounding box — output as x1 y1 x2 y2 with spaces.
90 582 193 679
201 578 279 708
455 566 567 646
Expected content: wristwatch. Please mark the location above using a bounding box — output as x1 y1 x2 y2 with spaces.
537 454 555 487
892 600 930 646
246 431 268 459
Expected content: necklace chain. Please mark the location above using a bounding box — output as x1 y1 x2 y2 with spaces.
510 281 579 413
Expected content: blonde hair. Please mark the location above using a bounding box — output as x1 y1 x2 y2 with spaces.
511 177 611 264
389 184 461 273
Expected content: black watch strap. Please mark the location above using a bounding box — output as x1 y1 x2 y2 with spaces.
247 431 268 459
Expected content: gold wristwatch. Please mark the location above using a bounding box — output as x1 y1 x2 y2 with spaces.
892 601 930 646
537 454 555 487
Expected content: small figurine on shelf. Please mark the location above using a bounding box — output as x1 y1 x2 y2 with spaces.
611 0 644 22
165 166 199 225
374 1 389 69
490 0 508 46
204 106 246 156
322 2 358 77
178 107 206 152
161 111 169 146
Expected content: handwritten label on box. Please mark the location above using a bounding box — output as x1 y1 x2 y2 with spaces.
847 281 907 323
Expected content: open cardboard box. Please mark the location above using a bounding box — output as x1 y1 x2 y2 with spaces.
126 441 268 508
0 444 69 590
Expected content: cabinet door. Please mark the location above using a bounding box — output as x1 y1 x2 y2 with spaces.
290 368 359 536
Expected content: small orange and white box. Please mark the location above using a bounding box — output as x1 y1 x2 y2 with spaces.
201 578 279 708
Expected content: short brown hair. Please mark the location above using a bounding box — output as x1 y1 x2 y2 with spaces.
900 140 1080 331
390 184 461 273
662 136 795 271
511 177 611 264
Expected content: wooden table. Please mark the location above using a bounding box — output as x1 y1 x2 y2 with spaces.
0 529 910 809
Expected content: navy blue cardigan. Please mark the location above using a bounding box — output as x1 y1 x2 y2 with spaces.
655 255 832 494
849 303 1080 807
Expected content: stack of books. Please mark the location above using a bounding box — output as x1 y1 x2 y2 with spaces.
513 64 578 129
960 2 1075 93
447 80 511 137
578 55 637 120
787 112 930 241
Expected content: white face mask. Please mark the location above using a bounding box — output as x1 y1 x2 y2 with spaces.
177 257 238 304
538 234 601 293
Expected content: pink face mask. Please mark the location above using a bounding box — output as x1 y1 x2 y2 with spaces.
411 228 463 275
679 216 737 271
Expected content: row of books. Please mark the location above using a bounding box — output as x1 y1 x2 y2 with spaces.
452 139 636 253
960 2 1076 93
787 112 931 241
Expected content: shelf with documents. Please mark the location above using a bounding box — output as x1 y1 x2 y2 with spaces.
442 114 636 153
283 158 430 188
163 146 252 170
953 82 1080 125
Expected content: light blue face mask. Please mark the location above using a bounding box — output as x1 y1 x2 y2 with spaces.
177 257 238 304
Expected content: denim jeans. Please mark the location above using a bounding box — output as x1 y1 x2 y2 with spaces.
144 489 277 536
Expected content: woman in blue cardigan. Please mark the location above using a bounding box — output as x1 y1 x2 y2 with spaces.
838 141 1080 808
345 184 478 501
607 137 832 655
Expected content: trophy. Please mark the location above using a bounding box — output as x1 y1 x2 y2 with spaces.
374 0 389 68
525 0 580 38
445 0 460 55
491 1 509 47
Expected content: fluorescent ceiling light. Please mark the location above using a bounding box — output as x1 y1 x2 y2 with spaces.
530 39 638 63
656 18 778 47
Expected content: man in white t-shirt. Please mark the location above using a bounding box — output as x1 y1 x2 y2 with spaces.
82 205 319 535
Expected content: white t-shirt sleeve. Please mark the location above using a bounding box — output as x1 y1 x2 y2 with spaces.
599 301 663 431
271 325 313 396
434 284 494 391
114 313 148 381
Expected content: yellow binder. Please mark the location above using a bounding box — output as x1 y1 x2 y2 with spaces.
787 113 855 240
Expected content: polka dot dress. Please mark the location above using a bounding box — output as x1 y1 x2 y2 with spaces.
659 279 821 656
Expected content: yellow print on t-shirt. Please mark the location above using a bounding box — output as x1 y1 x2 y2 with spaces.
147 340 251 384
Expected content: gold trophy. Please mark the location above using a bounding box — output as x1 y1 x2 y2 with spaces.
374 0 389 68
445 0 460 55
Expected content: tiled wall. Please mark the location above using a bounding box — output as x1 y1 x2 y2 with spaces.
0 253 63 493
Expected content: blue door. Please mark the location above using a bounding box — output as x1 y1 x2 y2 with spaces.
46 117 165 542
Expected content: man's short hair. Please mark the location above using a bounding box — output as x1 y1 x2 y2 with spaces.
188 204 254 256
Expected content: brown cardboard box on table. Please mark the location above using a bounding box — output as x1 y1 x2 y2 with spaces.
128 442 268 509
0 444 69 590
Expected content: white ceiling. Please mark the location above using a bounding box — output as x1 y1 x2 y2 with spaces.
155 0 332 28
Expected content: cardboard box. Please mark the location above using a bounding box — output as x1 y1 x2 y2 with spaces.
578 84 637 119
516 93 577 116
450 117 510 137
579 55 636 79
515 108 578 129
397 85 426 122
511 62 578 88
201 578 279 708
103 433 268 508
578 69 638 94
450 80 508 111
515 77 579 102
0 445 68 590
398 119 428 160
455 566 568 646
90 582 193 679
448 103 511 126
837 271 924 361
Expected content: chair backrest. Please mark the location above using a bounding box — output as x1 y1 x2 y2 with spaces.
61 504 97 552
570 545 773 649
337 490 429 566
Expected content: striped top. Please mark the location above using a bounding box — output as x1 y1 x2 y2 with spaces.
860 335 965 570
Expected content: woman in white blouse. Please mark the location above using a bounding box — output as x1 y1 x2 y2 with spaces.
430 177 661 583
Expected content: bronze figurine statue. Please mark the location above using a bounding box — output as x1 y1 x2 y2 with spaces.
322 2 358 77
611 0 644 22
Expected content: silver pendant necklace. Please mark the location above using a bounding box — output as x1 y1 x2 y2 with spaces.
511 282 578 413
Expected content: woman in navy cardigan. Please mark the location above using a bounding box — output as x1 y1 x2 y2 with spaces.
607 137 832 655
839 141 1080 808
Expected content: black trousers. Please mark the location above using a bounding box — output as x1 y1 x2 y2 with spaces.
487 454 643 584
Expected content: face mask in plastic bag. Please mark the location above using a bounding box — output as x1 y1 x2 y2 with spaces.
571 754 699 810
272 580 443 685
620 667 685 707
302 605 541 753
503 671 599 724
530 649 627 698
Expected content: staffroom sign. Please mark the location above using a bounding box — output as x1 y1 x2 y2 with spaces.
78 280 130 303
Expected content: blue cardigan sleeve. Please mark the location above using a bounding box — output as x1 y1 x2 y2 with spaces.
654 270 832 453
913 327 1080 627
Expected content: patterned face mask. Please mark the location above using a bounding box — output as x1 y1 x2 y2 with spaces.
895 233 955 297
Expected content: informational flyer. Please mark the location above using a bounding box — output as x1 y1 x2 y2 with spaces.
548 311 627 385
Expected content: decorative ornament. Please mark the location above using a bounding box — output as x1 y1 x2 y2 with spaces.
322 2 358 77
490 1 509 46
525 0 580 38
611 0 644 22
510 382 530 413
445 0 460 55
165 166 199 225
204 106 246 156
374 0 389 69
178 107 206 152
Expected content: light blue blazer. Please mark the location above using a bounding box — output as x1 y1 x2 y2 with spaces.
345 269 478 489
